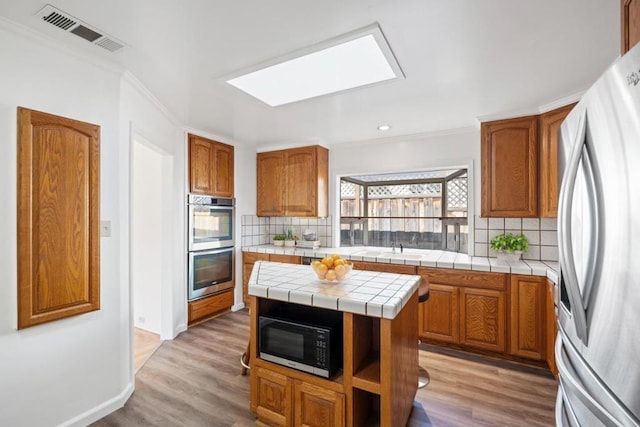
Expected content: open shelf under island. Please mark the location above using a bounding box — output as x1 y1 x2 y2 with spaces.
248 261 422 427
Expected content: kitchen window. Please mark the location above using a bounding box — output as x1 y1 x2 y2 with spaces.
340 169 468 252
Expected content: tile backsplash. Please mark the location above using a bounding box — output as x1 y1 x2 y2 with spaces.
474 216 558 261
241 214 557 262
241 216 333 248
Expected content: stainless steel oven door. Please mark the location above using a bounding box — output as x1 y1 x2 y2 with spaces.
188 202 234 251
188 247 235 301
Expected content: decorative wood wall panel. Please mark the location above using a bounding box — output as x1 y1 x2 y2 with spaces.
17 107 100 329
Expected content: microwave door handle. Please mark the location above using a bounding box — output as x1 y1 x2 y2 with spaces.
558 110 589 345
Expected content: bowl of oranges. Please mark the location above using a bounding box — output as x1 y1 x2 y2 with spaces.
311 254 353 282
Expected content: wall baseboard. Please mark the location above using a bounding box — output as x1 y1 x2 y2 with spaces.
58 382 134 427
231 302 246 311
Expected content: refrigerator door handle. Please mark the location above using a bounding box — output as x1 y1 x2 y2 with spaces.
580 141 600 310
556 383 581 427
555 335 621 426
558 110 589 344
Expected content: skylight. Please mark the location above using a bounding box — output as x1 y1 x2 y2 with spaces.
226 24 404 107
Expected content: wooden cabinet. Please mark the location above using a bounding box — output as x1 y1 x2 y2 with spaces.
17 107 101 329
294 381 345 427
188 289 234 326
419 283 459 343
250 294 417 427
509 275 546 360
252 368 345 427
418 267 507 353
269 254 302 264
257 150 286 216
188 133 234 197
460 287 506 352
253 366 292 426
539 104 576 218
257 145 328 217
351 261 416 275
242 252 301 305
481 116 538 217
622 0 640 54
546 279 558 377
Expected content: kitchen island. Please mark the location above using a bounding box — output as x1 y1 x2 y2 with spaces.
248 261 422 427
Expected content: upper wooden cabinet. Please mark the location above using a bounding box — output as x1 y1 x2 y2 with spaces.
481 116 538 217
257 145 328 217
622 0 640 54
538 104 575 218
188 133 234 197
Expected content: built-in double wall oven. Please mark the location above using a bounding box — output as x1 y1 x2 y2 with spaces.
187 195 235 301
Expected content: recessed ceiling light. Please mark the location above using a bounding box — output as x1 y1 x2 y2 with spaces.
377 125 391 131
226 24 404 107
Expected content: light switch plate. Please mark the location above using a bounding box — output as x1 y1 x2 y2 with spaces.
101 220 111 237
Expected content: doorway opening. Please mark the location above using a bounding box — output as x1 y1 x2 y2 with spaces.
131 136 173 371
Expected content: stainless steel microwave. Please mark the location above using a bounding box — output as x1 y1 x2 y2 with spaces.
258 307 342 378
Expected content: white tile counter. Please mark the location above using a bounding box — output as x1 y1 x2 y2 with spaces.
248 261 421 319
242 245 560 283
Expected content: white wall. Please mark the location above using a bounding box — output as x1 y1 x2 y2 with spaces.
0 22 131 427
232 144 257 308
119 74 186 340
329 129 481 246
132 141 164 334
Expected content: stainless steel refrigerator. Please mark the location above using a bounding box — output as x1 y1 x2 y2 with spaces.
556 42 640 426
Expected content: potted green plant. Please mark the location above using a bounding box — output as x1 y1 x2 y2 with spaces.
490 232 529 262
284 229 296 247
273 234 286 247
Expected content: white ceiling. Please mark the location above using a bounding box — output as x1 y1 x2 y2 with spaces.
0 1 620 148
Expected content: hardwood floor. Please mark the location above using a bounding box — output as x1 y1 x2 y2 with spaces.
134 328 161 372
93 310 557 427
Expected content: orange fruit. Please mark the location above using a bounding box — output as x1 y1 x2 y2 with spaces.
334 265 346 276
331 254 340 260
334 259 345 266
325 270 337 281
321 257 334 268
316 263 328 279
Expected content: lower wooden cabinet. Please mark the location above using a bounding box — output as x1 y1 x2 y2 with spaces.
294 381 345 427
546 279 558 377
253 367 345 427
254 367 292 426
243 252 270 305
418 267 507 353
509 275 546 360
460 287 506 353
419 283 459 343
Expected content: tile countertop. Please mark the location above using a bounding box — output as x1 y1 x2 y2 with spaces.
242 245 559 284
248 261 422 319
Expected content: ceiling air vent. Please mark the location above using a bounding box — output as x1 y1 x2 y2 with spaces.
35 4 125 52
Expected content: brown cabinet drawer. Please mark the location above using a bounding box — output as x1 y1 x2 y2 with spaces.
269 254 301 264
418 267 507 290
352 261 417 275
243 252 270 264
188 290 234 325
